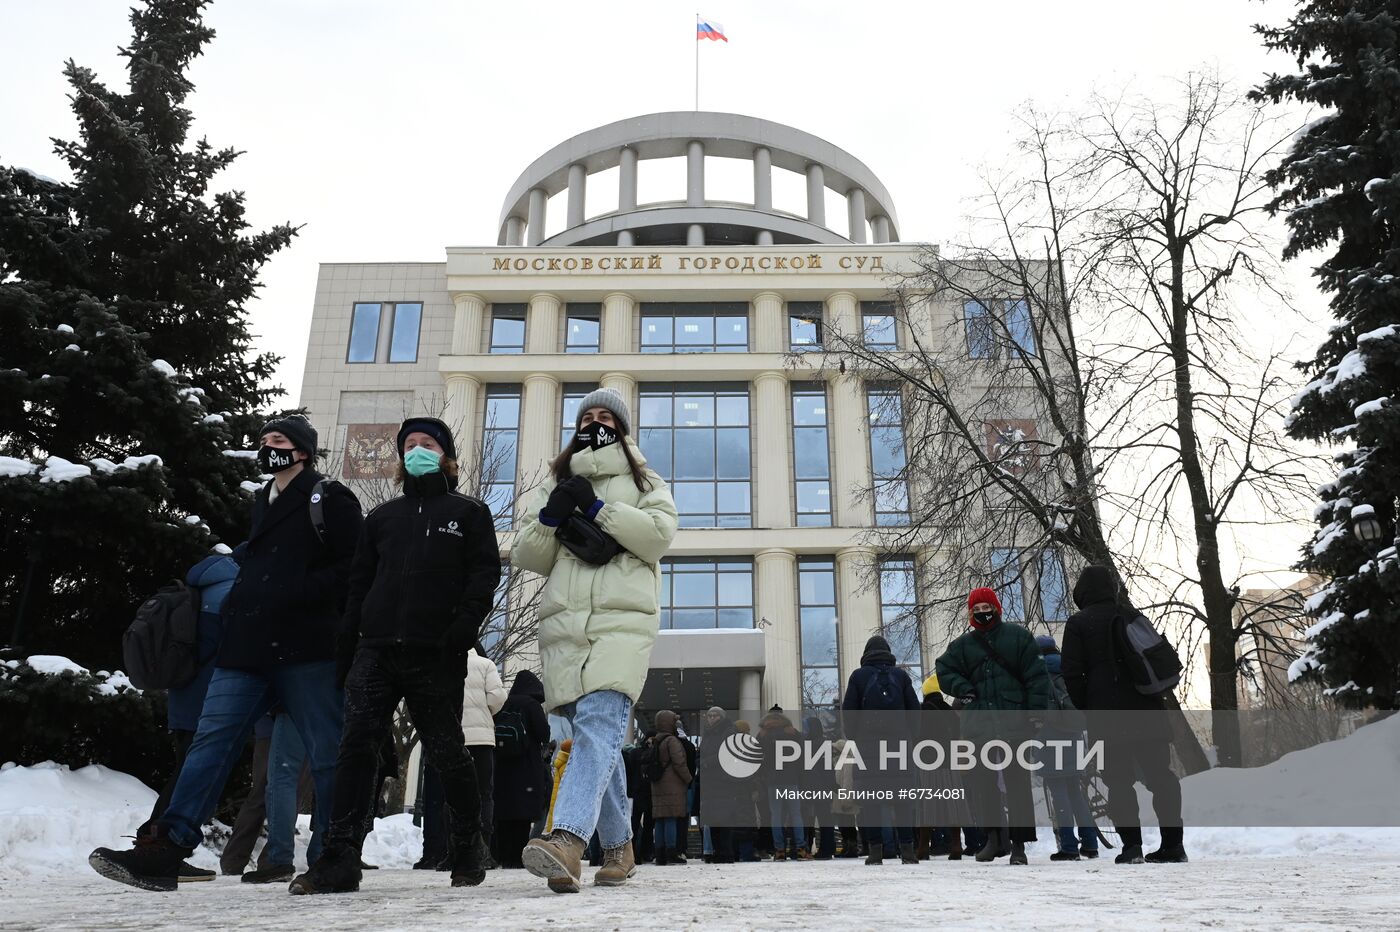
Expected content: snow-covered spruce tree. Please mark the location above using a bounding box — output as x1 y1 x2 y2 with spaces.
0 0 296 667
1254 2 1400 708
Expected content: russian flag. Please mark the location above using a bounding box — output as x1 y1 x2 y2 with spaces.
697 17 728 42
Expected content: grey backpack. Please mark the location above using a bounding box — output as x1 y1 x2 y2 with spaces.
1114 613 1183 696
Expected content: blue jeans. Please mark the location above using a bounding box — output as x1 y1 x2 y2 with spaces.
1044 776 1098 852
860 803 913 848
262 714 324 867
653 816 682 851
548 690 632 849
769 796 806 850
158 663 343 852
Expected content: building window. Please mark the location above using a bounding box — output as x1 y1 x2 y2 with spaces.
991 548 1070 624
489 304 527 354
388 302 422 363
879 558 922 682
638 384 750 528
565 303 601 354
788 302 823 352
867 385 910 526
481 386 521 530
799 558 841 709
479 568 510 669
659 558 754 629
792 383 832 527
640 302 748 353
347 303 382 363
559 385 592 453
965 299 1036 359
861 301 898 350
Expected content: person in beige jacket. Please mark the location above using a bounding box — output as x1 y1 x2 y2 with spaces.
512 387 678 894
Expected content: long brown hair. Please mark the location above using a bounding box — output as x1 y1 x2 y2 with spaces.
550 436 652 493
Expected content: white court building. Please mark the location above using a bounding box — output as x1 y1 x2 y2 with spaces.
297 111 1068 723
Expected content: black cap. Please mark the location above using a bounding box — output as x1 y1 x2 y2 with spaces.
259 414 318 457
397 417 456 460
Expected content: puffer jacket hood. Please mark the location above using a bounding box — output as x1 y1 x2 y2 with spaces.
861 635 897 667
654 709 679 735
1073 565 1119 609
510 669 545 703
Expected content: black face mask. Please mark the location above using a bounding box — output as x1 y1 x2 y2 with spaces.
972 610 999 627
575 421 620 452
257 445 299 474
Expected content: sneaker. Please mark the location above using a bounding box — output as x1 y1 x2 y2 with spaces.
360 860 379 870
177 862 216 883
1115 845 1145 864
288 846 362 895
522 830 587 894
594 843 637 886
794 848 814 861
771 849 787 861
88 834 190 892
1049 850 1081 862
450 833 491 888
240 864 295 884
1145 845 1189 863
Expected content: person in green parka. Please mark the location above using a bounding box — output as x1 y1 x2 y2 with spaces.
935 586 1050 865
511 387 678 894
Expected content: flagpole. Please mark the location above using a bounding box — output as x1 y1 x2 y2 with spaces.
694 13 699 111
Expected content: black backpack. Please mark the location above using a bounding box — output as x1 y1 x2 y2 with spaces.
1114 612 1183 696
122 581 201 690
494 707 528 759
644 734 692 782
860 666 905 711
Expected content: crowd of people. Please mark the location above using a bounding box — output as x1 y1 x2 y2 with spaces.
85 384 1184 900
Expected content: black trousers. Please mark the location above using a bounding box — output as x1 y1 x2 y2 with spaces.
970 760 1038 844
423 746 496 864
494 819 533 868
1103 738 1183 848
327 646 480 852
221 734 273 873
630 803 654 861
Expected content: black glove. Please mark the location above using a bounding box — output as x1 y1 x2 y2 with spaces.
558 475 598 514
541 485 574 523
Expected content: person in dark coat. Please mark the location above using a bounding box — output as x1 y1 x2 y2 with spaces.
935 587 1051 865
801 715 838 859
757 707 808 860
1060 565 1185 864
649 710 693 865
626 728 656 864
841 635 921 864
493 670 552 868
90 415 362 892
290 417 500 894
700 707 738 863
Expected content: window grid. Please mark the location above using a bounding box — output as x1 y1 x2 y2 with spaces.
879 557 923 683
799 558 841 709
640 302 749 353
481 386 521 530
792 383 832 527
867 385 911 526
861 300 898 350
489 304 527 354
659 558 755 630
788 301 823 352
347 302 382 363
565 302 601 354
638 384 751 528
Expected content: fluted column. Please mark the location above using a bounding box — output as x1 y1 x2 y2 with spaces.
527 293 561 355
600 371 638 427
516 374 561 518
752 291 785 353
846 188 868 244
526 187 547 246
450 293 485 355
806 164 826 226
567 164 587 228
444 375 481 452
601 292 635 354
753 147 773 211
836 547 881 683
756 548 800 711
753 372 792 529
825 292 873 526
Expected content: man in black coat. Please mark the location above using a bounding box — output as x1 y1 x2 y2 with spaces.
291 417 501 893
1060 565 1186 864
90 415 363 892
493 669 552 868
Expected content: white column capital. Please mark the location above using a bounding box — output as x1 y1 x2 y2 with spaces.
445 373 482 388
754 547 797 565
601 292 634 306
753 370 788 388
452 292 486 309
752 290 784 305
528 293 562 308
523 372 561 388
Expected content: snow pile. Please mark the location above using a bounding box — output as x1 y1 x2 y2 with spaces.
21 655 89 677
38 456 91 483
5 655 142 698
150 359 176 378
0 457 38 479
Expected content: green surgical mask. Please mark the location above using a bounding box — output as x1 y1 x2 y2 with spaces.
403 446 442 477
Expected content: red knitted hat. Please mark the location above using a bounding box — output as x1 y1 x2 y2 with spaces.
967 587 1003 624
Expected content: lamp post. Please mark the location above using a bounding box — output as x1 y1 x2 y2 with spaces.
1352 513 1385 548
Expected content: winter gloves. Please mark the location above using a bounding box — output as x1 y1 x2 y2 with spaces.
557 475 598 513
539 476 598 527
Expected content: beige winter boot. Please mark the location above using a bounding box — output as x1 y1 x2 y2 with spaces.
594 843 637 886
522 830 587 894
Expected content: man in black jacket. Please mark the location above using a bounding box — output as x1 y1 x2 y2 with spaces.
1060 565 1186 864
290 417 501 894
90 415 363 892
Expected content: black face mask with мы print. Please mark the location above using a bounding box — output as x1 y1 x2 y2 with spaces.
574 421 620 452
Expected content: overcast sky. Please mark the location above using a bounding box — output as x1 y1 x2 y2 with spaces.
2 0 1325 585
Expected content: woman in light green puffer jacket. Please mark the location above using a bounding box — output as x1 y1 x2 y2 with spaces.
512 387 677 893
